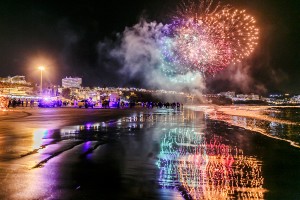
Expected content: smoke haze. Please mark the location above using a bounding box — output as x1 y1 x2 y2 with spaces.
97 19 206 94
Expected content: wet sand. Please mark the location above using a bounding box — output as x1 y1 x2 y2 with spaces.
0 106 300 199
0 107 183 200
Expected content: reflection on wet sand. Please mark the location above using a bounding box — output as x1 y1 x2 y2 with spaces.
32 129 50 149
1 108 270 200
157 127 265 199
54 109 266 199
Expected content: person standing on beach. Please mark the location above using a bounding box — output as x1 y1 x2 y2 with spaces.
30 99 34 108
12 99 17 108
8 99 11 108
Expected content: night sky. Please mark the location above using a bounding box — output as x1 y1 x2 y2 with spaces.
0 0 299 94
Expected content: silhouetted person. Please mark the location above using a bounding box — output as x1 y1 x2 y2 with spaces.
30 99 34 108
12 99 17 108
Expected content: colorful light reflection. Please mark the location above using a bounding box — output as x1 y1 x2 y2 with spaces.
156 127 265 199
32 128 49 149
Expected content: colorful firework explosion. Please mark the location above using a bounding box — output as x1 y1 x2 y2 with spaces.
159 0 259 77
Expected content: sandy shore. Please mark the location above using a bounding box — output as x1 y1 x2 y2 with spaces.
0 106 150 129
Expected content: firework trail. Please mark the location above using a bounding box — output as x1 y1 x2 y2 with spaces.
175 0 220 19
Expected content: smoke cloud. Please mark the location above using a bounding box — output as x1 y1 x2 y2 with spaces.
97 19 206 94
209 63 267 94
97 18 278 96
206 41 288 95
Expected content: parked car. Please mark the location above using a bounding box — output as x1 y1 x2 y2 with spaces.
78 99 94 108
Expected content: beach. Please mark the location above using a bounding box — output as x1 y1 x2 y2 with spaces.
0 106 300 199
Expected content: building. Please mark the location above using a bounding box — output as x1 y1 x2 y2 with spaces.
0 75 34 97
219 91 236 99
109 92 120 107
0 75 30 85
233 93 260 101
62 77 82 88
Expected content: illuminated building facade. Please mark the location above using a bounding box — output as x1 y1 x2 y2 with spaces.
234 93 260 101
219 91 236 98
0 75 29 85
62 77 82 88
0 76 33 97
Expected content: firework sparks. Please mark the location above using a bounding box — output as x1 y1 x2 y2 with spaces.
159 0 259 77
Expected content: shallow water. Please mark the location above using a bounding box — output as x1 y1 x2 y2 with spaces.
264 107 300 123
188 105 300 148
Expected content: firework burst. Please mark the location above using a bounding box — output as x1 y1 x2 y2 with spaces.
160 0 259 77
202 8 259 63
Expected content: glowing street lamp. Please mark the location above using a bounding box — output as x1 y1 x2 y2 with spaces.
38 66 45 94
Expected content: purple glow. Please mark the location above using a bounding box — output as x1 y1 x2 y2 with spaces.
85 123 92 130
83 141 92 151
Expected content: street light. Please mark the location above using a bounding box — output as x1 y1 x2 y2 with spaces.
38 66 45 94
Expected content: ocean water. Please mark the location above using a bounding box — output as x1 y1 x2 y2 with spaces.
265 107 300 123
262 107 300 146
188 105 300 148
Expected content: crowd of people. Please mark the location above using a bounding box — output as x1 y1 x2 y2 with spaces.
7 98 35 108
140 101 183 109
0 96 183 110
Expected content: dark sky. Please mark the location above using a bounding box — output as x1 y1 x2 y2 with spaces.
0 0 299 94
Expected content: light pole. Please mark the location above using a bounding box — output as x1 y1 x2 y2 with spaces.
38 66 45 94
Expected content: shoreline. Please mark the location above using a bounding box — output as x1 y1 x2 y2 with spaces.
2 105 300 150
186 104 300 149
